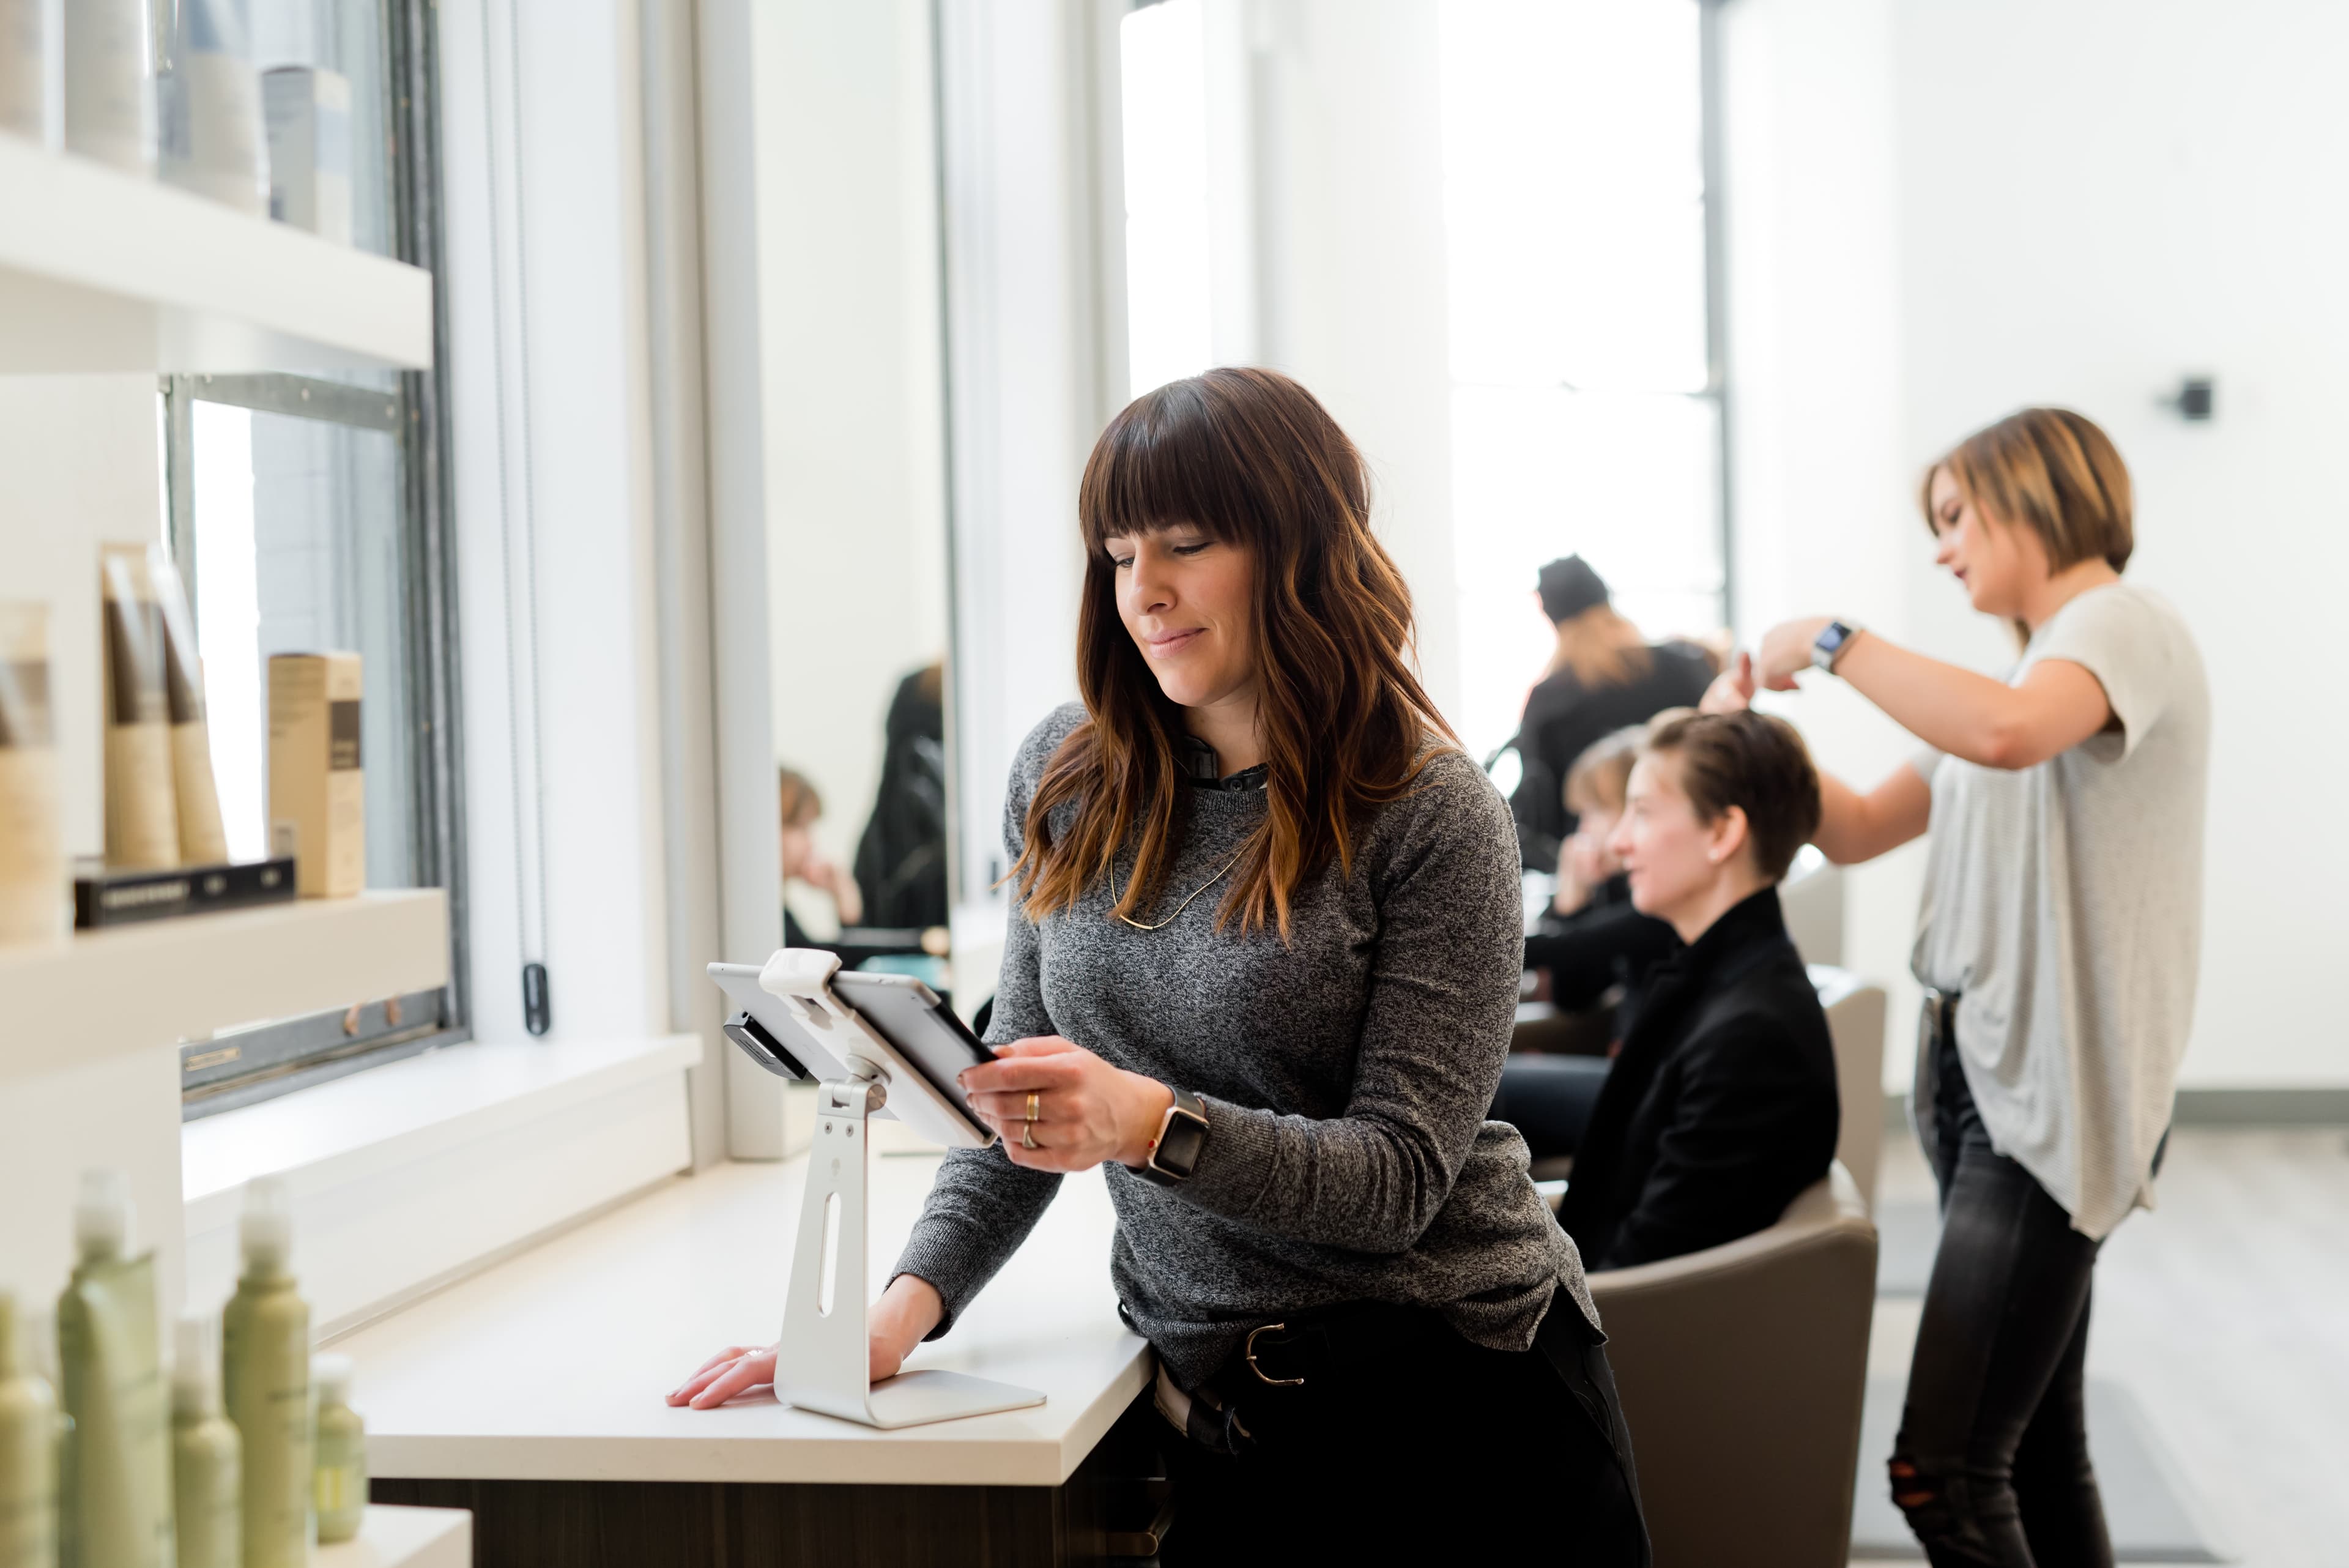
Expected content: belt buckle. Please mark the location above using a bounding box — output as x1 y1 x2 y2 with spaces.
1244 1322 1305 1388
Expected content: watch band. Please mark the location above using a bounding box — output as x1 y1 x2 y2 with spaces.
1137 1086 1210 1187
1811 619 1863 673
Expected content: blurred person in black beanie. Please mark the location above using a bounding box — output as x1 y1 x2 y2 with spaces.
1507 556 1716 870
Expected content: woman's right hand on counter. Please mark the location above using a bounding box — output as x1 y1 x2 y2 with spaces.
666 1276 944 1408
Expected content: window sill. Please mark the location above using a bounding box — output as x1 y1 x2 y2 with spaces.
184 1033 701 1336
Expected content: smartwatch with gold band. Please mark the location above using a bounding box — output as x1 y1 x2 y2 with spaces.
1137 1085 1210 1187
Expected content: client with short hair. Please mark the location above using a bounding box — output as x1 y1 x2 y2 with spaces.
1551 710 1840 1271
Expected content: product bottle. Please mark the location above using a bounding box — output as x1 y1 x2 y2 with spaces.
221 1176 310 1568
0 602 67 947
310 1354 363 1545
157 0 264 214
0 1291 61 1568
172 1314 242 1568
55 1169 174 1568
0 0 54 149
62 0 154 174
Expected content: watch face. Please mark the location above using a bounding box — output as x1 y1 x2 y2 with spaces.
1157 1114 1208 1178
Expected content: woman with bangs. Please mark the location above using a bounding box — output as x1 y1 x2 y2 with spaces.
686 368 1646 1558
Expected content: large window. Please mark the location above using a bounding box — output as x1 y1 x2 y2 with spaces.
1439 0 1728 762
159 0 462 1115
1117 0 1214 398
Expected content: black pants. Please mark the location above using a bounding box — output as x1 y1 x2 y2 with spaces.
1891 1027 2112 1567
1489 1053 1613 1160
1161 1294 1648 1564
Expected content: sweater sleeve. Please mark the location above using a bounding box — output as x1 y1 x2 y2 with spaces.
888 712 1075 1336
1171 752 1527 1254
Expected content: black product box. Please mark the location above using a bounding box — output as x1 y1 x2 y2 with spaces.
73 856 299 929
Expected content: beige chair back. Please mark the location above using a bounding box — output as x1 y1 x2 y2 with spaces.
1589 1164 1877 1568
1809 967 1887 1205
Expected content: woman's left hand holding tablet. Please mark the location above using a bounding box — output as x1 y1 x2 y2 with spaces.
960 1038 1175 1173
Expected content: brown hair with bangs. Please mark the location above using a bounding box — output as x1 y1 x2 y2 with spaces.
1922 407 2134 575
1012 367 1452 939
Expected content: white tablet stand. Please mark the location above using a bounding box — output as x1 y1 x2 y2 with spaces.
758 950 1046 1430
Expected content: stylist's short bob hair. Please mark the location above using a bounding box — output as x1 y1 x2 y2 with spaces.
1641 710 1822 883
1923 407 2133 574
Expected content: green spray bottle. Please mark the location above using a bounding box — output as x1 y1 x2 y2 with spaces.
55 1169 174 1568
221 1178 309 1568
171 1315 240 1568
309 1355 363 1545
0 1290 61 1568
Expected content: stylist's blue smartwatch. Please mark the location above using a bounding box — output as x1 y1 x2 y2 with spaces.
1137 1086 1209 1187
1811 619 1863 673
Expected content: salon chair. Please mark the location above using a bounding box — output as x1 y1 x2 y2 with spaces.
1809 967 1887 1206
1586 1163 1876 1568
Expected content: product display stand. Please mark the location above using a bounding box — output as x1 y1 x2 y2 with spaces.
758 959 1045 1430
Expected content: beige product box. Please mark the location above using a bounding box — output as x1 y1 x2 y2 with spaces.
100 543 182 869
0 602 66 945
267 653 363 897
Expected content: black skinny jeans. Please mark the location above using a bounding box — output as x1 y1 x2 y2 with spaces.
1161 1293 1649 1564
1891 1029 2113 1568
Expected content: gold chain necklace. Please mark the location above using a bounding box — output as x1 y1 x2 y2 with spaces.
1112 848 1246 931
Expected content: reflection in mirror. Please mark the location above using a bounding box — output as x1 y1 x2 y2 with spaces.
758 1 955 1007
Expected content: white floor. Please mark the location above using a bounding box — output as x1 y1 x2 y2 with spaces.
1861 1127 2349 1568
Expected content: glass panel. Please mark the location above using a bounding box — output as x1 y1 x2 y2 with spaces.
1449 384 1721 760
1120 0 1215 398
188 400 415 888
1439 0 1708 393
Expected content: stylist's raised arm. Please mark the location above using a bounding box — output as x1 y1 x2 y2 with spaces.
676 370 1646 1563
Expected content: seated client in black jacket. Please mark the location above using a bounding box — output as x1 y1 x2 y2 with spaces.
1551 709 1839 1272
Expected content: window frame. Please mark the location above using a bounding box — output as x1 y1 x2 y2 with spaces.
168 0 469 1120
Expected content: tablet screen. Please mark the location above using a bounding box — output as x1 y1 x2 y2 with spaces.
829 972 995 1110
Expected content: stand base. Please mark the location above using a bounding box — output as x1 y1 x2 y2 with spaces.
771 1074 1050 1430
791 1368 1045 1431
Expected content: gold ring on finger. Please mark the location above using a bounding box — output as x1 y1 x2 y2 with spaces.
1020 1123 1038 1151
1025 1091 1041 1123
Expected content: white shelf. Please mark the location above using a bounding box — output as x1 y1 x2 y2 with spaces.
316 1504 471 1568
0 136 432 374
0 889 450 1087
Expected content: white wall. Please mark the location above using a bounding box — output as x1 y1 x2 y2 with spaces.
1718 0 1929 1080
756 0 951 908
1726 0 2349 1090
1252 0 1461 723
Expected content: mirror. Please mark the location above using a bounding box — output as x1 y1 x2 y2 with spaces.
757 3 956 1003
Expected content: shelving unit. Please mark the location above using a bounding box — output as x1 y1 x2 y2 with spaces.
315 1504 472 1568
0 890 450 1086
0 135 433 374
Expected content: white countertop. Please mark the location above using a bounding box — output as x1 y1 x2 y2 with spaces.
316 1505 470 1568
339 1151 1152 1488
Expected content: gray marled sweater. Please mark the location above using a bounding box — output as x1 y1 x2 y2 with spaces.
892 703 1600 1389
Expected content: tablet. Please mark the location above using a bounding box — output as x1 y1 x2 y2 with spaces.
707 959 998 1150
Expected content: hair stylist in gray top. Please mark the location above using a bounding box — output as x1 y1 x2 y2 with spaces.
678 368 1646 1561
1710 407 2208 1568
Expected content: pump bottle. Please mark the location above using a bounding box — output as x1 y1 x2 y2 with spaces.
222 1176 311 1568
0 1290 61 1568
173 1313 242 1568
